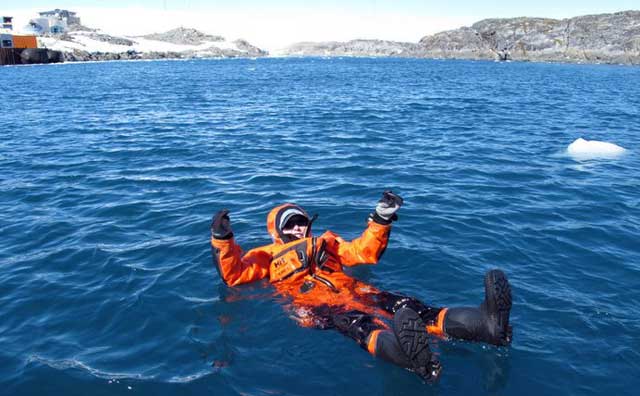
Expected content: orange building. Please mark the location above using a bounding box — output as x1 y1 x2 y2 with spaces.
12 35 38 49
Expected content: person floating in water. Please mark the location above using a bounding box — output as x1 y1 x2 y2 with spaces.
210 191 512 381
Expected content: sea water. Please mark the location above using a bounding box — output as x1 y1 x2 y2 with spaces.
1 58 639 395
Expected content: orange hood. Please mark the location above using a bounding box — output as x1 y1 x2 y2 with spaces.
267 203 312 244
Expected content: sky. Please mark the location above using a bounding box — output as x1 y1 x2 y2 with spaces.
2 1 638 50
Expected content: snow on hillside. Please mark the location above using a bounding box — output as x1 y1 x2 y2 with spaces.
41 31 237 54
35 26 268 60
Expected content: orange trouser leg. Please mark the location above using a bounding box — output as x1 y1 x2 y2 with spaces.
425 308 448 338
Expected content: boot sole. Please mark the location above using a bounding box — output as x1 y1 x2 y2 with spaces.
484 269 513 345
394 307 441 382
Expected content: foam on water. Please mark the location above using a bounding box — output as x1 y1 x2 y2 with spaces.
567 138 627 160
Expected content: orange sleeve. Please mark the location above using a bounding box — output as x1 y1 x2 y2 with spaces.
326 221 391 267
211 237 272 286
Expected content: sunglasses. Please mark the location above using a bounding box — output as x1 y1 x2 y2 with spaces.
283 215 309 229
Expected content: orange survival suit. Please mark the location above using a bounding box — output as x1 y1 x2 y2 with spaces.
213 203 404 324
211 201 513 382
211 203 447 379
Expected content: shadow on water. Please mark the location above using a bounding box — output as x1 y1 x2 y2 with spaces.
438 341 512 393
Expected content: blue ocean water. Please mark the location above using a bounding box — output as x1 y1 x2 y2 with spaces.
1 57 639 396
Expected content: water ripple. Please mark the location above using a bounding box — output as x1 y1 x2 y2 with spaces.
1 58 639 395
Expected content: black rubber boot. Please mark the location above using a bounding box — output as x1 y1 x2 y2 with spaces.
371 331 411 367
393 307 442 382
332 310 384 348
444 269 513 346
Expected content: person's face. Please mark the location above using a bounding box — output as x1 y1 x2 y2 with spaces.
282 215 309 240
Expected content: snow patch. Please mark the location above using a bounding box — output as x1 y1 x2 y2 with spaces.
567 138 627 160
39 31 244 55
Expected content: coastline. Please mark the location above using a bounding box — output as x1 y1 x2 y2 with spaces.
2 10 638 67
2 55 637 69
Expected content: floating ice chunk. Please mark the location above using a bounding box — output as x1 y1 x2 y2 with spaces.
567 138 626 160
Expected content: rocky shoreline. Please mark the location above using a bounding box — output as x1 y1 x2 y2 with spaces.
62 40 268 63
24 10 640 65
282 11 640 65
62 49 266 63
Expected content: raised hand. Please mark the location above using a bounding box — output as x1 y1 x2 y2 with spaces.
370 190 404 224
211 209 233 240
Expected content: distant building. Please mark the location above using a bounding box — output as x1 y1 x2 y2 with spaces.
23 18 50 35
39 9 81 26
1 16 40 49
1 33 13 48
24 9 82 35
2 16 13 31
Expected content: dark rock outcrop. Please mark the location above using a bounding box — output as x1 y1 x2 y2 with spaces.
62 47 267 62
140 27 224 45
0 48 63 65
87 33 136 46
418 27 494 60
233 39 269 57
62 49 185 62
419 11 640 64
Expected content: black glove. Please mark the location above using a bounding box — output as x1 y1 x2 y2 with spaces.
369 190 404 225
211 209 233 240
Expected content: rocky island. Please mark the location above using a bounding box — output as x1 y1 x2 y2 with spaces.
40 26 268 62
281 11 640 65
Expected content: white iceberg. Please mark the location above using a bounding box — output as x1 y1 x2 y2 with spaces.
566 138 627 160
